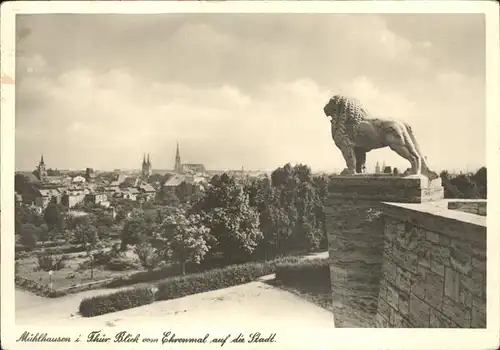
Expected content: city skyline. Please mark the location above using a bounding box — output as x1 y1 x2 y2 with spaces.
15 14 486 173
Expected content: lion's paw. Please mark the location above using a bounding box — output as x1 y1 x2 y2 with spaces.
340 168 356 176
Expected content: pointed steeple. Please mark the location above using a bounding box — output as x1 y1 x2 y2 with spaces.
147 153 151 166
174 141 182 173
40 154 45 165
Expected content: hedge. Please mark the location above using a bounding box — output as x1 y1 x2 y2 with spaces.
79 287 156 317
106 264 182 288
275 258 331 289
155 261 274 301
15 276 67 298
78 255 316 318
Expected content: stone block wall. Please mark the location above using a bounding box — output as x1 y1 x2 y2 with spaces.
326 175 487 328
447 200 487 217
376 203 486 328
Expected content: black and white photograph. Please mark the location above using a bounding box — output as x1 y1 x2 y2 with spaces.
1 1 499 349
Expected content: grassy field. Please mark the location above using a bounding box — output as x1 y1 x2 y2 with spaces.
16 248 143 290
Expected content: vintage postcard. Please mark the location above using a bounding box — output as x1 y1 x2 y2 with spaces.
1 1 499 349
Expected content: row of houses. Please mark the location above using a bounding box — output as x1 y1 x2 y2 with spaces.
16 177 158 211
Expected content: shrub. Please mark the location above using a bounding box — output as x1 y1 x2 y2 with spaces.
274 258 330 289
105 263 180 288
134 243 160 270
36 252 68 271
79 287 156 317
155 261 273 301
106 257 140 271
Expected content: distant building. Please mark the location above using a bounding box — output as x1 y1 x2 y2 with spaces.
182 163 206 174
72 175 86 184
15 192 23 204
86 192 109 206
85 168 97 182
141 153 153 179
174 142 182 173
122 188 139 201
163 174 203 198
138 182 156 202
35 188 62 209
173 142 206 175
375 162 381 174
35 154 48 181
62 190 86 208
120 176 140 188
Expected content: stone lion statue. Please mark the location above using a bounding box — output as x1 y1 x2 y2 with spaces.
323 95 439 180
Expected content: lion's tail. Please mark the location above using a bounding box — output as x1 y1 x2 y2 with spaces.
404 123 439 180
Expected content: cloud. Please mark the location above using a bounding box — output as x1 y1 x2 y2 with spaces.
15 14 486 172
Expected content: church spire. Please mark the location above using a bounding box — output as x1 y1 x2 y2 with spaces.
40 154 45 165
174 141 182 173
147 153 151 166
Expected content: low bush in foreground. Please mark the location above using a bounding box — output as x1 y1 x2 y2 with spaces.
79 287 156 317
105 263 182 288
155 261 274 301
77 255 320 317
275 258 330 289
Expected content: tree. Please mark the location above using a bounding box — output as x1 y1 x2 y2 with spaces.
120 211 148 250
194 174 263 263
18 223 39 248
134 242 160 270
472 167 487 198
162 191 181 207
16 202 44 231
156 208 210 275
15 174 32 194
43 202 65 233
383 166 392 174
450 174 479 199
73 215 99 248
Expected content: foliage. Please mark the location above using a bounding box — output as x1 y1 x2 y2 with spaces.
16 203 44 233
155 261 273 301
246 164 328 259
43 202 66 233
105 263 181 288
155 208 210 274
275 258 331 289
36 251 68 271
134 242 161 270
105 256 141 271
440 167 487 199
193 174 262 264
120 210 148 250
18 223 46 248
383 166 392 174
71 215 99 248
15 173 33 194
79 287 156 317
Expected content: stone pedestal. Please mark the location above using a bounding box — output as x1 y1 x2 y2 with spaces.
325 175 444 327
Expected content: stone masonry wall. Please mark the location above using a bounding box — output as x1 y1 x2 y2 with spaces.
376 204 486 328
448 200 487 217
326 198 385 327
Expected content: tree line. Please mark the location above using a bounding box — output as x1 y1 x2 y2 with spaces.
15 164 487 273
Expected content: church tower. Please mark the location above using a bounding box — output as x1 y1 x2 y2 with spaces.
141 153 152 178
37 154 48 181
375 161 381 174
174 142 182 173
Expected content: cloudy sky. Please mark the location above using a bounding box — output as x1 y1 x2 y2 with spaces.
15 13 485 172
